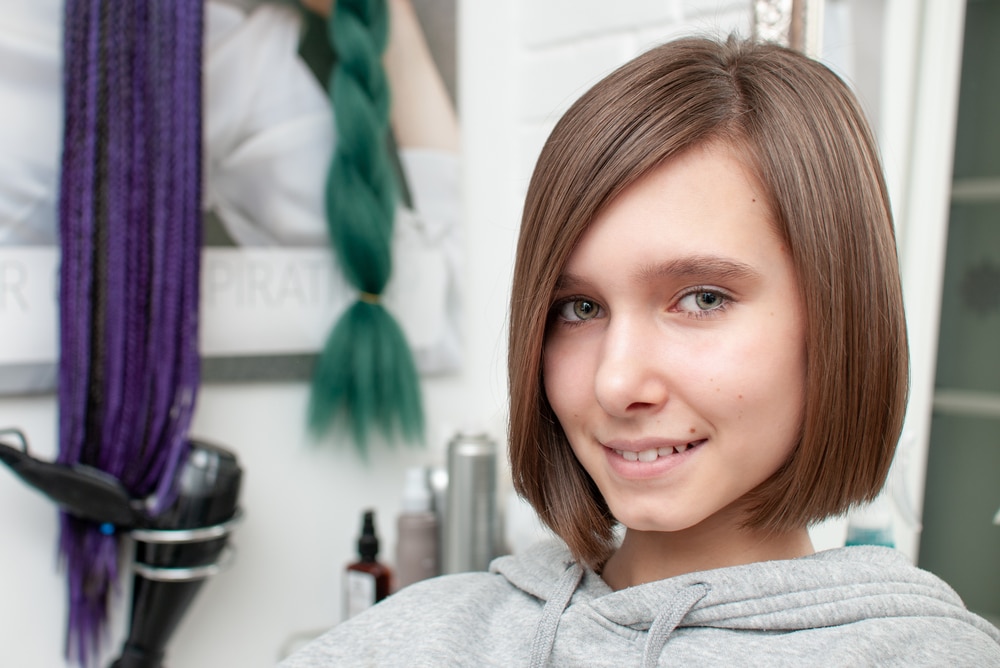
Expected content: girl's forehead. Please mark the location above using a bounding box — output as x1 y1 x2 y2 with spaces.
563 143 786 278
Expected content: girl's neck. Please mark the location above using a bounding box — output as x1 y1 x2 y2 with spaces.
600 517 814 590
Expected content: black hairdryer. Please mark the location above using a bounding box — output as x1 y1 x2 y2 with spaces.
0 428 242 668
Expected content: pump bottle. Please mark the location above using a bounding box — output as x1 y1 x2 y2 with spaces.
343 510 392 620
395 467 440 590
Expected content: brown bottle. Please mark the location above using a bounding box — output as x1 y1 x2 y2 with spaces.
343 510 392 620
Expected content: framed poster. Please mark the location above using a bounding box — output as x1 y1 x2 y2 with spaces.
0 0 460 395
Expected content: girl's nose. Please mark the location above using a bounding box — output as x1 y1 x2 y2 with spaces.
593 319 669 417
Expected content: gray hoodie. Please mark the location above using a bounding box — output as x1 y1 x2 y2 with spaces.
280 540 1000 667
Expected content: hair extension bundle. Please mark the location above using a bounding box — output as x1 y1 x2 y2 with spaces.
308 0 424 453
57 0 203 663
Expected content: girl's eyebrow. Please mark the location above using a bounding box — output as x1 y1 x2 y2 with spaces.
553 273 596 293
555 256 762 292
633 256 762 284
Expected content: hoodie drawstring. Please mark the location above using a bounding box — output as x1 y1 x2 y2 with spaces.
528 561 584 668
642 583 710 668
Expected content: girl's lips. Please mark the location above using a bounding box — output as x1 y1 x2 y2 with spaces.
603 439 705 478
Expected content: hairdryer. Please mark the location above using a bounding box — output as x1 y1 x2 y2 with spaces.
0 428 242 668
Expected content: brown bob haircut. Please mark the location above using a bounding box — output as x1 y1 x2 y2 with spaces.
508 37 909 568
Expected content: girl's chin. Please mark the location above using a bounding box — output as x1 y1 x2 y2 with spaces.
607 510 703 535
608 501 749 537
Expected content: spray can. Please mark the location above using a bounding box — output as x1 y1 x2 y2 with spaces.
443 430 498 574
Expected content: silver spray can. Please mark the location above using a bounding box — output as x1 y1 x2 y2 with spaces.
443 430 497 574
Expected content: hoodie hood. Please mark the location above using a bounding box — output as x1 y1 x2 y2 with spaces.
492 540 1000 667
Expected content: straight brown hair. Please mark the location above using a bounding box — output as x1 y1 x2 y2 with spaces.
508 37 909 568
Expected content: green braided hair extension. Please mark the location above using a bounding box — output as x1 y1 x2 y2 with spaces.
308 0 424 453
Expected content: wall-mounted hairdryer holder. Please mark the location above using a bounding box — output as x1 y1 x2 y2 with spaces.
129 512 242 582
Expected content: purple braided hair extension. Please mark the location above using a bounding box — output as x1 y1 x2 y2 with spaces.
57 1 109 661
113 0 151 491
57 0 99 472
139 0 203 505
98 0 130 478
56 0 204 664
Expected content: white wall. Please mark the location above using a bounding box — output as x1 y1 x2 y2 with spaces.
0 2 753 665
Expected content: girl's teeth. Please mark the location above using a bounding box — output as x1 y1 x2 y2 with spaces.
616 442 698 461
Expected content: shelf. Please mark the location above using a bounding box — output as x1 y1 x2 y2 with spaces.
951 177 1000 203
933 387 1000 419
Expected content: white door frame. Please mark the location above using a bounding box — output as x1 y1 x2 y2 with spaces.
887 0 967 561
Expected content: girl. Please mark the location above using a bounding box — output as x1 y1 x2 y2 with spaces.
282 36 1000 667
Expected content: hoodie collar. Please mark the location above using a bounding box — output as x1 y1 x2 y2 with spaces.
494 541 710 667
491 539 1000 666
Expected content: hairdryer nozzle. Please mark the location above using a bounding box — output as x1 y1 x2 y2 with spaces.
0 428 145 527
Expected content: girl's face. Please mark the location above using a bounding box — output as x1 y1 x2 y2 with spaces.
543 142 806 536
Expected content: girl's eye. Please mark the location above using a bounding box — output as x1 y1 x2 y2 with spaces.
676 289 729 314
556 298 602 322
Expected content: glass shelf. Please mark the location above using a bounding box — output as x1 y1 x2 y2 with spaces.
952 177 1000 203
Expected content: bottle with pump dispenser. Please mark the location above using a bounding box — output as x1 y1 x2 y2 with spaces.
344 510 392 620
394 467 440 590
845 493 895 548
